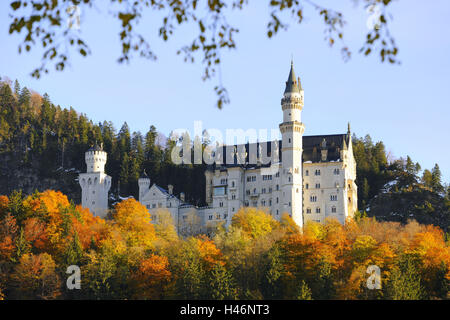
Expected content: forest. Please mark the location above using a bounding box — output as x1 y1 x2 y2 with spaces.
0 78 448 233
0 190 448 300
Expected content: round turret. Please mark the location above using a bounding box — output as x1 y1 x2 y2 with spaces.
85 143 107 173
138 170 151 201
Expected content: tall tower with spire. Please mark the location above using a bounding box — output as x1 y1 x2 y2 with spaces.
279 61 305 227
78 144 111 217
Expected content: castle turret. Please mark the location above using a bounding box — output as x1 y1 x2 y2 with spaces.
79 143 111 217
279 60 305 227
138 170 151 201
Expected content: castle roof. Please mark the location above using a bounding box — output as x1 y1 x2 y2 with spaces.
87 143 103 152
206 133 351 170
284 61 301 94
140 169 149 179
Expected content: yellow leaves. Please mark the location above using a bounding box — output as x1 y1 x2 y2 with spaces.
303 220 326 240
231 207 279 239
112 198 156 249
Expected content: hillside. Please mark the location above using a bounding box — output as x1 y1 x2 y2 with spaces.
0 78 448 232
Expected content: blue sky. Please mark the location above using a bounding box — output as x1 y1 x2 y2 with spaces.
1 1 449 182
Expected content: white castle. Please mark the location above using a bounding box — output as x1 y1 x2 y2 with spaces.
78 144 111 217
79 62 357 233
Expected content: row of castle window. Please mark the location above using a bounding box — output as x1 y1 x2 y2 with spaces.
306 206 337 214
305 182 340 189
246 186 278 195
208 213 228 220
304 169 340 176
310 195 338 202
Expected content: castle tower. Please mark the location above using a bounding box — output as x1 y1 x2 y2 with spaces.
279 61 305 227
78 144 111 217
138 170 151 201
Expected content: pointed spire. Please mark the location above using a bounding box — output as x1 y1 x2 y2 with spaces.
284 60 300 94
342 135 348 150
347 122 351 135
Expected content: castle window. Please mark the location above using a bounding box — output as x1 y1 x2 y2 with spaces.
232 194 236 200
231 181 235 187
276 197 279 204
208 215 213 220
316 207 321 213
252 176 256 182
288 138 291 143
245 201 249 206
276 184 279 191
306 208 311 214
275 172 280 178
276 210 279 215
219 202 224 207
310 195 317 202
289 202 291 207
247 177 251 182
253 188 257 194
269 199 272 206
315 169 321 176
334 169 340 175
305 170 309 176
262 200 266 206
146 205 150 209
246 190 250 195
216 214 221 219
305 183 309 189
152 204 156 208
330 195 338 201
262 188 266 194
315 183 320 189
331 206 337 213
269 187 272 193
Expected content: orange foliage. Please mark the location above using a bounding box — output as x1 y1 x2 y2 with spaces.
24 217 47 250
196 235 224 269
0 195 8 217
0 213 18 260
132 254 172 299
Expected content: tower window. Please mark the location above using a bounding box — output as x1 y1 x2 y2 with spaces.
315 169 321 176
305 170 309 176
305 183 309 189
331 195 338 201
332 206 337 213
288 138 291 143
316 207 321 213
315 183 320 189
310 195 317 202
306 208 311 214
